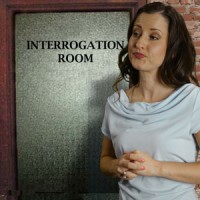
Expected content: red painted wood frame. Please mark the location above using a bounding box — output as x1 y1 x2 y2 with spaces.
0 0 146 199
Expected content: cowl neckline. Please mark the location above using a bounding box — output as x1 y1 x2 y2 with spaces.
114 83 195 115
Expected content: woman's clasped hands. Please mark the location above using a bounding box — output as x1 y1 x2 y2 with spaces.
117 150 161 180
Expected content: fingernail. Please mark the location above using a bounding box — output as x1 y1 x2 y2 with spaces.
141 166 145 170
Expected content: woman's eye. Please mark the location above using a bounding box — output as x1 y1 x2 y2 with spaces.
133 31 140 38
150 35 159 40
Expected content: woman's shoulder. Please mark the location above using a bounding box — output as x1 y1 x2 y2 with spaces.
171 83 200 105
179 83 200 95
107 89 128 103
185 83 200 89
106 83 200 106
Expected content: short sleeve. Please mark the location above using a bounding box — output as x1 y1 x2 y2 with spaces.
101 101 111 139
190 89 200 134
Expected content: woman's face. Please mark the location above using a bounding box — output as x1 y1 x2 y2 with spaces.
128 12 169 74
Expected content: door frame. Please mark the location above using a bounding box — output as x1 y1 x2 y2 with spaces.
0 0 146 199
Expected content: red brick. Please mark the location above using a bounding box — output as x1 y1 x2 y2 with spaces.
194 40 200 46
195 0 200 5
194 13 200 20
195 73 200 81
183 14 194 20
195 65 200 71
196 73 200 80
190 6 200 13
174 6 187 13
195 48 200 55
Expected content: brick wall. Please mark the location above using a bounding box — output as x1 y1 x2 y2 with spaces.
147 0 200 198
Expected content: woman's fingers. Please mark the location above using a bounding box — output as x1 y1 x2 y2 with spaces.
118 170 138 180
118 156 130 168
124 151 145 163
118 155 145 171
117 165 128 176
128 161 145 170
116 155 139 179
116 157 129 178
118 150 160 177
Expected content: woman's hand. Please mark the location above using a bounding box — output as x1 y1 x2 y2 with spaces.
100 137 160 180
124 150 161 177
115 154 139 180
100 136 140 180
123 150 200 184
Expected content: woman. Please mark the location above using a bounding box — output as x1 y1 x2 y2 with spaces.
100 2 200 200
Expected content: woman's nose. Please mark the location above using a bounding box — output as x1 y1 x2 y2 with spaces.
135 36 146 49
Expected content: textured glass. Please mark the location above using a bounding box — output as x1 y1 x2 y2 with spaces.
15 12 129 199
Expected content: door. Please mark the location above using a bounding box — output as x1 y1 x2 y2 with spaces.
0 1 146 200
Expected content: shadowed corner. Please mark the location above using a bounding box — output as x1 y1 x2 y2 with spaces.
87 74 124 196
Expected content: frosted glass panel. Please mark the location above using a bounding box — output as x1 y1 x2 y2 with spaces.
15 12 129 197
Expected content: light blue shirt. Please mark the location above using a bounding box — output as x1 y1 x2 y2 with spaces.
101 83 200 200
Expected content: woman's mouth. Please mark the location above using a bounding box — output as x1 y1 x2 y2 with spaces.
133 52 145 59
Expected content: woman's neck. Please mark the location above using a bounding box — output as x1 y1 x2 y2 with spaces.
129 73 175 103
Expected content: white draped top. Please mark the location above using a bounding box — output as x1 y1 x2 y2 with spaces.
101 83 200 200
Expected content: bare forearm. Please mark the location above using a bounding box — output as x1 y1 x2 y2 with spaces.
126 151 200 184
100 156 118 178
158 161 200 184
100 137 138 180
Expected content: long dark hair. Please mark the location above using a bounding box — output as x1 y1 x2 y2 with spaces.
114 2 199 91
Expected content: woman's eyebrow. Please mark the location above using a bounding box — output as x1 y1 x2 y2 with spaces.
133 24 142 28
134 24 162 33
150 28 162 33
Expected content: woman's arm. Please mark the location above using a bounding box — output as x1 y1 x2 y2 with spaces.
158 160 200 184
100 136 140 179
124 131 200 184
157 131 200 184
100 136 119 178
124 151 200 184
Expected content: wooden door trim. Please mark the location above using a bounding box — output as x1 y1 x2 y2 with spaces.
0 0 146 199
